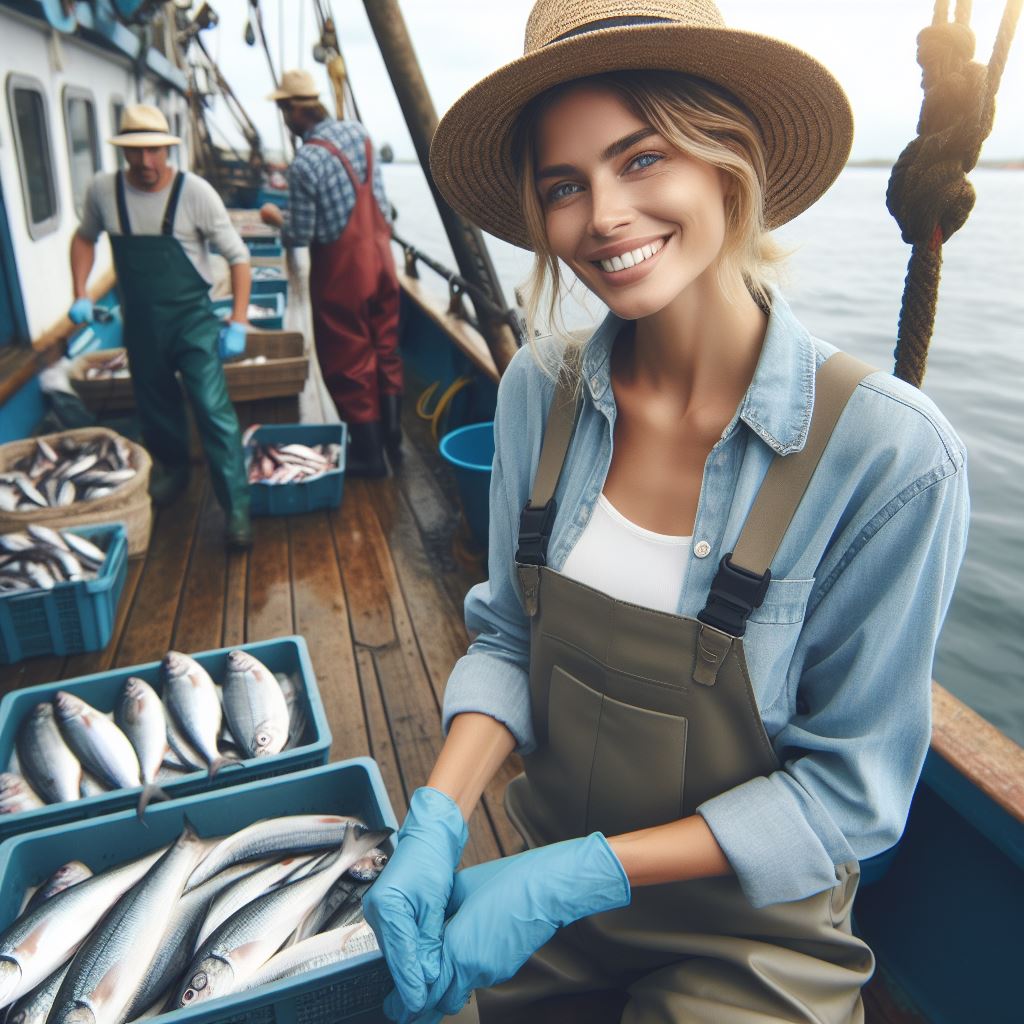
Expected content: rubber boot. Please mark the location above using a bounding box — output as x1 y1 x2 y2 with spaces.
346 421 388 478
225 507 253 550
380 393 403 465
149 464 190 509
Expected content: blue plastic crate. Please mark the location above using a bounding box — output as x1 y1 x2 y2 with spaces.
0 636 331 842
246 237 284 259
0 524 128 665
0 759 397 1024
248 424 347 517
251 265 289 301
213 293 285 331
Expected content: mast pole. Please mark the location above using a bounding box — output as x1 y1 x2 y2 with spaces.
360 0 520 374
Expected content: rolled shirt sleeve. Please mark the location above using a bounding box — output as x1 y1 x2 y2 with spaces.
442 354 543 751
698 449 969 907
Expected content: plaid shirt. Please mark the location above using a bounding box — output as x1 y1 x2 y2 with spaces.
280 119 392 247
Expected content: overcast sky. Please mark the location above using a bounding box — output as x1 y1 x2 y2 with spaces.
204 0 1023 162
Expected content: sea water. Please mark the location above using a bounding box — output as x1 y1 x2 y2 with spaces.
382 164 1024 746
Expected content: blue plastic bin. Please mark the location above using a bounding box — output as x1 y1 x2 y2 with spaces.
213 293 285 330
247 237 284 260
0 759 397 1024
0 635 331 842
248 424 347 517
440 422 494 547
251 265 289 301
0 523 128 665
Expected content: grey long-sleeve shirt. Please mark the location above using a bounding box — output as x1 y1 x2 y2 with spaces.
78 171 250 285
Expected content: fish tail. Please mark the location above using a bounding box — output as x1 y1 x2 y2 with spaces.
136 783 172 821
207 756 237 782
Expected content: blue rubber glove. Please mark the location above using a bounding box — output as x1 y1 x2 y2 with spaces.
68 297 94 324
407 834 630 1019
217 320 247 360
363 787 468 1021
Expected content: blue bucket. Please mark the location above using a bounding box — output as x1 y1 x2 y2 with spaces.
440 422 494 548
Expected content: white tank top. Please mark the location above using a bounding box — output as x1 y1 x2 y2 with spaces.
561 494 692 614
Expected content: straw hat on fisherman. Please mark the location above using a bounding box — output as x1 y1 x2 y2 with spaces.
430 0 855 249
109 104 181 147
266 69 322 104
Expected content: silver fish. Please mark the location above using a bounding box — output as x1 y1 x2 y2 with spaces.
114 678 170 818
23 863 94 916
0 534 34 554
57 454 98 480
49 823 206 1024
161 652 231 780
79 773 109 798
165 713 206 773
35 438 58 464
4 961 71 1024
15 703 82 805
347 847 390 883
295 875 373 942
13 478 46 508
222 650 290 759
121 859 272 1021
194 854 318 950
25 525 68 552
0 773 44 815
186 813 366 891
274 672 307 749
56 479 76 506
177 827 391 1008
241 922 378 992
53 692 141 791
60 533 106 568
0 849 163 1008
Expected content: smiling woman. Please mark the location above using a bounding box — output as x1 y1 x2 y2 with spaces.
362 3 972 1023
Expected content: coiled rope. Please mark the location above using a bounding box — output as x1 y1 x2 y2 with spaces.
886 0 1021 387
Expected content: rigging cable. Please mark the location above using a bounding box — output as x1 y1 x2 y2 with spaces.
886 0 1022 387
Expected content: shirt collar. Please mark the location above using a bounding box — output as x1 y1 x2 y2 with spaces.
580 287 816 455
302 118 332 142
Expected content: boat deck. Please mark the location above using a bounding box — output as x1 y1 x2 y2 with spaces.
0 392 924 1022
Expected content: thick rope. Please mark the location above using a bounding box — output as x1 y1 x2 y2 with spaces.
886 0 1021 387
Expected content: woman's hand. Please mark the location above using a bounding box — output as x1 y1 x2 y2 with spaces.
363 787 468 1021
395 833 631 1020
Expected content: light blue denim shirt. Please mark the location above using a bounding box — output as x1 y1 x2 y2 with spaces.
442 289 969 909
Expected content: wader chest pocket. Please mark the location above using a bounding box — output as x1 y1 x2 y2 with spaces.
548 665 688 839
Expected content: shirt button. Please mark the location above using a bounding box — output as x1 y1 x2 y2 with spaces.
694 540 712 558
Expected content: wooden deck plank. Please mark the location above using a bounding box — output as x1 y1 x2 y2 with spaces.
355 644 408 821
104 473 204 667
289 509 368 762
246 515 293 643
172 483 228 654
222 551 248 648
340 479 502 867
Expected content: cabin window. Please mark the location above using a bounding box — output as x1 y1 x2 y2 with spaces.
6 75 60 239
110 97 125 169
63 88 100 218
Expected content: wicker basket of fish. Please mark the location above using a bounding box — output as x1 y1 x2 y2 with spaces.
0 523 129 665
0 759 397 1024
244 424 346 517
0 428 152 557
0 636 331 842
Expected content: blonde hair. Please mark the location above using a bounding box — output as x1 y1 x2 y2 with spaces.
513 70 786 366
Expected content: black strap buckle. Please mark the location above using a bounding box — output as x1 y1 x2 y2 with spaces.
697 553 771 638
515 499 557 566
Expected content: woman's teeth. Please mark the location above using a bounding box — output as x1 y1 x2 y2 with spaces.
598 238 665 273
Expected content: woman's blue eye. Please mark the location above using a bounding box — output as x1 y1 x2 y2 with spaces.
628 152 662 171
546 181 582 203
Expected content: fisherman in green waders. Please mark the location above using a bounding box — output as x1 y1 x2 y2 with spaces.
68 104 253 549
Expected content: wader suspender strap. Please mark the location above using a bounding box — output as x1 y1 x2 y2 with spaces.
115 171 186 237
515 367 583 613
696 351 874 656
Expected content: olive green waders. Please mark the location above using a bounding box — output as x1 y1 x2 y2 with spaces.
110 171 249 520
478 353 877 1024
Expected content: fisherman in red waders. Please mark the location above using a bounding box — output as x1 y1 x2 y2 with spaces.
260 70 403 477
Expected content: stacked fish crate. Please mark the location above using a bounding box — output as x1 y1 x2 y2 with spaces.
0 638 400 1023
244 425 347 516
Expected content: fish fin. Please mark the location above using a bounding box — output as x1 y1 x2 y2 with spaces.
136 784 172 821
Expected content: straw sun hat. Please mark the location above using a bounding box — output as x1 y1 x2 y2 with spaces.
109 105 181 147
430 0 854 249
266 69 321 103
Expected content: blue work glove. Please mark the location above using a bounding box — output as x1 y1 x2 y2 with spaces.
217 320 247 360
363 787 468 1021
410 833 630 1020
68 297 94 324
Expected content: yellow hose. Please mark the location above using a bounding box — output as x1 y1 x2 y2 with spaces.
415 376 474 442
